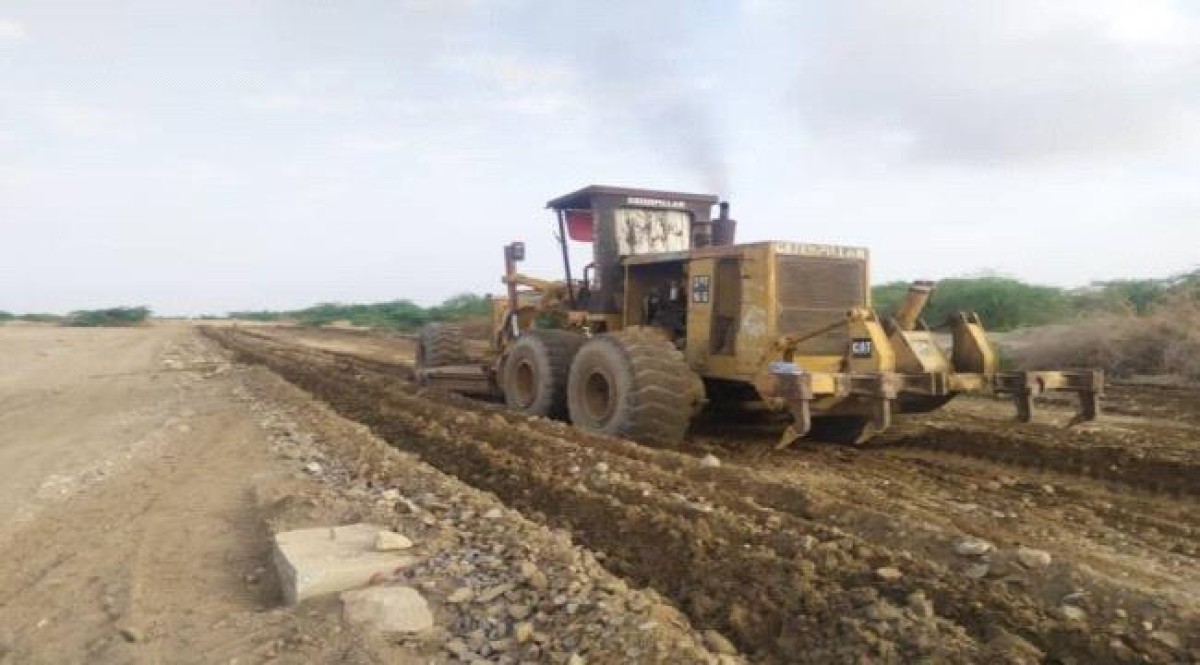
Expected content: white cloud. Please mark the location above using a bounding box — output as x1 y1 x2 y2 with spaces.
443 52 575 91
42 101 139 140
240 93 369 116
0 18 26 43
770 0 1200 164
497 92 580 116
0 164 33 192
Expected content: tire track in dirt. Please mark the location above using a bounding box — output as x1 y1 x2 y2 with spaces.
210 328 1197 663
884 417 1200 496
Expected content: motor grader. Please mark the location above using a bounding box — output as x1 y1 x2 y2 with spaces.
416 185 1102 446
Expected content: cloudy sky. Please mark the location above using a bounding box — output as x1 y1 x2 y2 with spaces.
1 0 1197 315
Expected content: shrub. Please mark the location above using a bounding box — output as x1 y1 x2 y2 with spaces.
18 313 65 324
64 307 151 327
873 276 1071 331
1010 296 1200 381
228 310 285 322
231 294 491 332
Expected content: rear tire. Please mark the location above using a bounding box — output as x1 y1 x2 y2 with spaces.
567 330 697 446
417 323 468 369
502 330 584 418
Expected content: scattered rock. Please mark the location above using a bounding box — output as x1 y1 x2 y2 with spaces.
1061 606 1087 621
118 627 143 643
447 587 474 604
482 507 503 520
446 638 470 656
1151 630 1182 650
699 454 721 469
1061 591 1087 606
304 461 323 475
508 604 532 620
964 563 991 579
907 591 934 619
514 621 534 644
476 582 515 603
594 462 609 474
374 531 414 552
1016 546 1052 569
567 654 586 665
341 586 433 633
955 537 994 557
875 567 903 583
703 629 739 655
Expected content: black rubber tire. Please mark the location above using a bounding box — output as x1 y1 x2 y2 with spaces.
567 330 696 446
502 330 584 418
416 323 468 369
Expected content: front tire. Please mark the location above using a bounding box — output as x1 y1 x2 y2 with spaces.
502 330 583 418
567 330 697 446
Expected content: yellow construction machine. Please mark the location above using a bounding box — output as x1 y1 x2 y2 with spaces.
417 185 1102 446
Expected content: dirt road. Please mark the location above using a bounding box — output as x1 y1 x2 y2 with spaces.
1 325 722 664
212 326 1200 664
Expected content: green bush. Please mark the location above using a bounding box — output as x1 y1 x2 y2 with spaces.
873 268 1199 332
230 293 491 332
0 311 13 322
227 310 285 322
18 313 65 324
428 293 491 321
873 276 1071 331
64 307 151 327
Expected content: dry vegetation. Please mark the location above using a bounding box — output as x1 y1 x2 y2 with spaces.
1010 296 1200 382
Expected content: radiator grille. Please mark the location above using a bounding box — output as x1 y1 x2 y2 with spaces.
776 256 866 355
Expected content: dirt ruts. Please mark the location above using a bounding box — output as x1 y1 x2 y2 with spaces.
208 327 1199 664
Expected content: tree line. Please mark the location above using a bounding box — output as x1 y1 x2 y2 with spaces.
872 269 1200 331
228 293 490 330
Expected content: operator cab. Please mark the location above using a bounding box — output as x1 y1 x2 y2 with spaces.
545 185 731 316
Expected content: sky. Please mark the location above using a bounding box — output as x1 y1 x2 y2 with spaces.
1 0 1197 316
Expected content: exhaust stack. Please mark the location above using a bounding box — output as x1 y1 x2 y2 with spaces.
712 201 737 246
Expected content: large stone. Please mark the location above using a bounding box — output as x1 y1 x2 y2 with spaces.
273 524 416 605
703 629 739 655
1016 546 1052 569
955 538 994 557
341 586 433 633
875 566 904 582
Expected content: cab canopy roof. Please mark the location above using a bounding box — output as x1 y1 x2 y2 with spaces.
546 185 718 211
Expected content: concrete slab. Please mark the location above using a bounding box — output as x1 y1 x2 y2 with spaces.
273 523 417 605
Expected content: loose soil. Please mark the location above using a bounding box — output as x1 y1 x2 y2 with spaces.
207 326 1200 664
0 325 727 664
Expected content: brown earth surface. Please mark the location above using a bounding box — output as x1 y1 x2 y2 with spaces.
205 325 1200 664
0 325 730 664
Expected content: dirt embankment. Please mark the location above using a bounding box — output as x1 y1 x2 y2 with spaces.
211 326 1200 664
